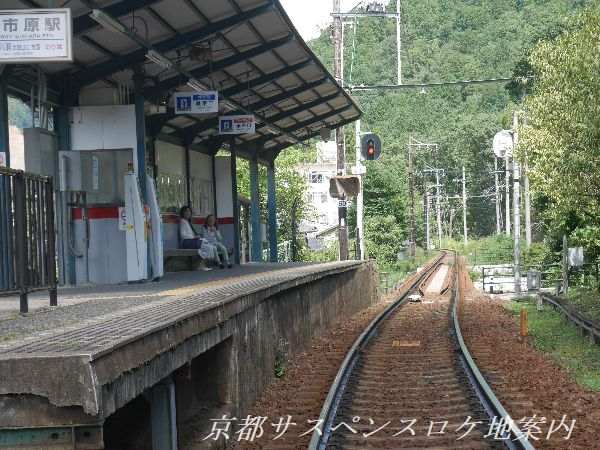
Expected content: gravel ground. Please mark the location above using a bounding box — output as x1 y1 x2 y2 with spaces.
458 258 600 450
184 300 391 450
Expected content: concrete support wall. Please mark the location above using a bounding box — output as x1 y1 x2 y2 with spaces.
0 263 379 450
228 262 378 416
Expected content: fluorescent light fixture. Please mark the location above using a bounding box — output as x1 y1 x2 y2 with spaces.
146 50 173 69
265 126 278 134
186 78 205 92
89 9 128 34
222 100 237 110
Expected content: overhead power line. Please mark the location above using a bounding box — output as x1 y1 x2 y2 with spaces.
346 76 533 92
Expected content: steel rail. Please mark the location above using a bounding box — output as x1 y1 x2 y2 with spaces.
451 254 536 450
308 252 446 450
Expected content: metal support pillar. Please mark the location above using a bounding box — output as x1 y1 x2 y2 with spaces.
267 160 278 262
184 145 191 207
230 144 240 265
133 70 147 200
55 105 74 285
0 68 9 167
211 153 218 216
249 153 262 262
151 377 178 450
334 0 348 261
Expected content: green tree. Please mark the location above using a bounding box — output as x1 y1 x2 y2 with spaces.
520 3 600 256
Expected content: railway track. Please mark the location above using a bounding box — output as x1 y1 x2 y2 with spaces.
309 251 535 450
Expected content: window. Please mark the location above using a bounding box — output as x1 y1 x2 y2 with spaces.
310 171 324 184
320 193 328 203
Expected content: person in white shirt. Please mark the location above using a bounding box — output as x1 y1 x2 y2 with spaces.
179 206 219 267
201 214 232 269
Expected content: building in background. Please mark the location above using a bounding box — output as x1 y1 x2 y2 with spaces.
295 141 340 250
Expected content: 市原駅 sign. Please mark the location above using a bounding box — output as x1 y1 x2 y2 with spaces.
174 91 219 115
219 115 256 135
0 9 72 63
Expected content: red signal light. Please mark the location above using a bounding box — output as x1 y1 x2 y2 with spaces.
367 141 375 159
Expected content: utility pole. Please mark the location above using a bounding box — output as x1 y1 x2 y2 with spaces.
513 112 521 295
396 0 402 85
425 188 431 252
436 170 442 248
524 157 532 247
494 158 501 235
407 141 416 256
462 166 467 245
333 0 348 260
505 153 511 237
355 119 365 259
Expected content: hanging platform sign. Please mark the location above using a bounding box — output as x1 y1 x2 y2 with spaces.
0 9 72 63
219 115 256 135
174 91 219 114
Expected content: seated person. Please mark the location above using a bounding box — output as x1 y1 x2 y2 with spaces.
179 206 219 269
201 214 233 269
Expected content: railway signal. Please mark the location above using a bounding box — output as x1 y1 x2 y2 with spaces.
360 133 382 161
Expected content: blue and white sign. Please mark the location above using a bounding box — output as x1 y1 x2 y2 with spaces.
219 115 256 135
174 91 219 114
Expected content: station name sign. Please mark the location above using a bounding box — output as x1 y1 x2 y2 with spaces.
174 91 219 115
219 115 256 135
0 9 72 63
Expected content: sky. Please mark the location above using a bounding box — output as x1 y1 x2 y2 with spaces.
280 0 358 41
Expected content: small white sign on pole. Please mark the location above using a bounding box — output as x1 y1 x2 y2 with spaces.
219 115 256 135
0 152 6 167
493 130 514 159
568 247 584 267
174 91 219 114
0 9 72 63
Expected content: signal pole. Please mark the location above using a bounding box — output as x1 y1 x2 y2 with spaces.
333 0 348 260
494 158 501 234
513 112 521 295
505 153 511 237
355 120 365 259
462 166 467 245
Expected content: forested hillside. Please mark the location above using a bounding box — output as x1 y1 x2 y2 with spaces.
308 0 592 264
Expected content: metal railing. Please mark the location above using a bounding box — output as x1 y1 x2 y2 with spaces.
0 167 57 313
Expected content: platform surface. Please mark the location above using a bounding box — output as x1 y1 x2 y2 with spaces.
0 263 311 342
0 261 364 418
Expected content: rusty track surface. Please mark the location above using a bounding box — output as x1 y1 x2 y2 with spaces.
310 252 535 450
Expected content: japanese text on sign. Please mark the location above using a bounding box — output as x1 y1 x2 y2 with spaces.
219 115 256 135
174 91 219 114
0 9 72 63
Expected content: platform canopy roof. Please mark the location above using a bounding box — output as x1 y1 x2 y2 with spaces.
4 0 361 160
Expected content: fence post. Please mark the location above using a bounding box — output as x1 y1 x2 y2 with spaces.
14 172 28 313
46 180 58 306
